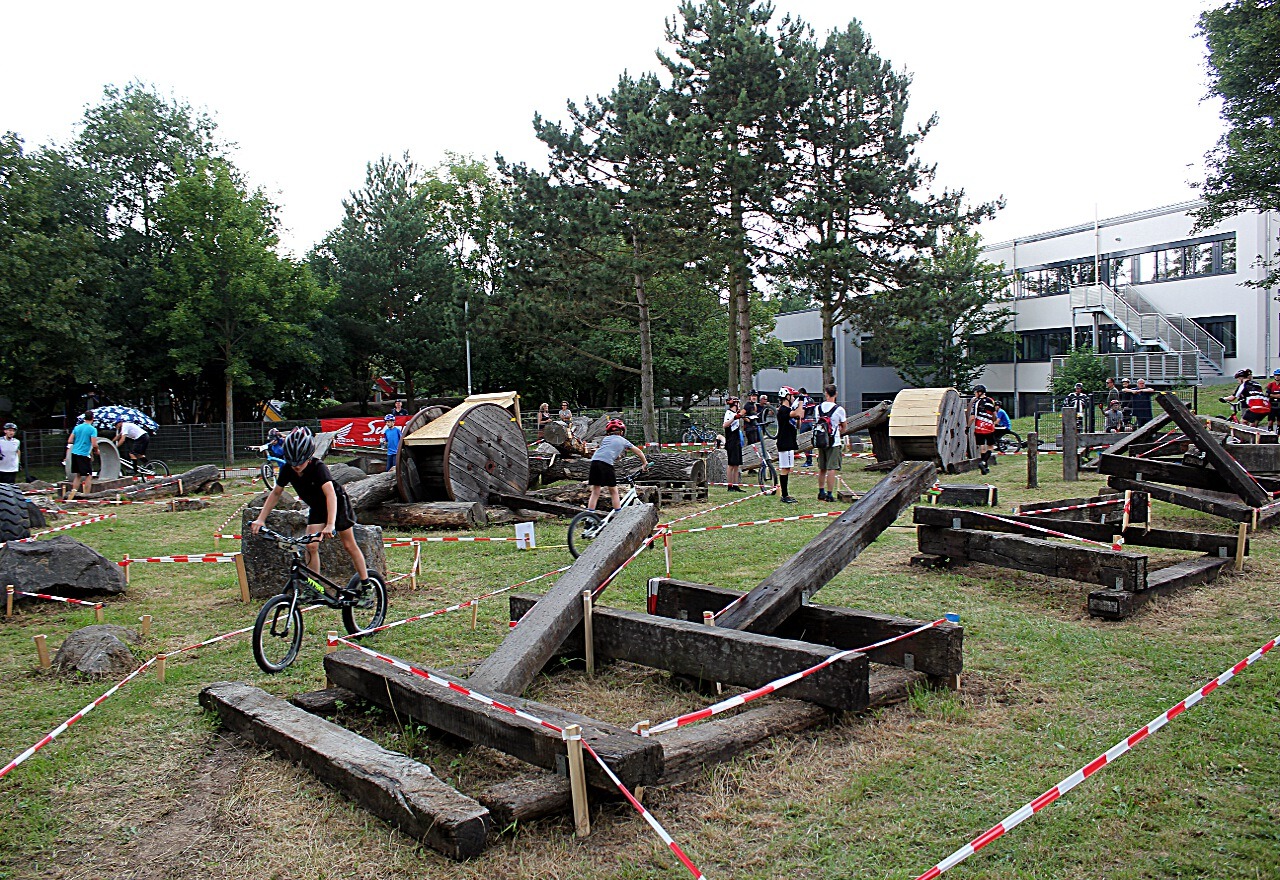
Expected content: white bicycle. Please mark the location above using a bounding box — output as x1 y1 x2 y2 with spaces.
567 473 646 558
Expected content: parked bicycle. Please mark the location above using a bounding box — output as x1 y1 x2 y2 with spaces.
994 431 1024 454
251 527 388 673
748 425 778 493
567 473 647 558
249 443 286 489
119 456 170 479
680 419 722 446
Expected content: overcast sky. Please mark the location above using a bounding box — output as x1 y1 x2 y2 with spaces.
3 1 1224 256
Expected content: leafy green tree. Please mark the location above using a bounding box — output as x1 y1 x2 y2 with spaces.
1049 346 1110 397
0 135 117 423
1193 0 1280 287
861 227 1013 390
148 159 325 460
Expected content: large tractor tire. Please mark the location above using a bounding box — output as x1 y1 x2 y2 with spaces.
0 484 31 543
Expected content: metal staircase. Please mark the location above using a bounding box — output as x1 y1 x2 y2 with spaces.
1069 283 1225 380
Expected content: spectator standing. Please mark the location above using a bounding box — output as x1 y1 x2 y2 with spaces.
774 388 803 503
383 413 402 471
723 397 744 492
1062 383 1091 433
1098 377 1120 414
0 422 19 484
814 385 847 502
536 403 551 441
1130 379 1155 425
1267 369 1280 433
65 409 99 499
742 392 761 447
1118 378 1135 423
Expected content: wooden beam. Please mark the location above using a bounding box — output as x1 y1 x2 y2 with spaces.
325 650 662 791
1223 443 1280 475
1013 492 1144 525
912 506 1245 557
476 772 575 828
715 461 938 634
1026 431 1039 489
1106 476 1256 523
1087 555 1232 619
645 579 963 681
1154 392 1271 506
468 503 659 697
507 596 869 712
1098 453 1235 493
1063 414 1079 482
916 525 1147 590
1102 413 1173 456
199 681 490 860
489 492 584 518
932 484 996 506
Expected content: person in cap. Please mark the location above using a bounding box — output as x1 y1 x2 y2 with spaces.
1062 383 1091 434
1267 369 1280 433
383 413 403 471
0 422 20 483
774 388 803 503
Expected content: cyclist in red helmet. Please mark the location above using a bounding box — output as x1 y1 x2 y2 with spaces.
587 417 649 513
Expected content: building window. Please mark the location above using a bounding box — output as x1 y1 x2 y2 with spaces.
786 339 825 367
1191 315 1238 358
1017 327 1073 362
859 335 881 366
1015 232 1237 295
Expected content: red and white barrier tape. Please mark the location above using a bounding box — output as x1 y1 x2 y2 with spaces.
14 591 103 610
120 553 240 565
0 656 157 779
383 535 524 547
706 482 780 491
60 497 173 506
592 531 664 600
913 631 1280 880
214 500 251 537
646 618 947 734
328 635 704 878
971 511 1123 551
0 514 116 548
666 510 843 536
659 489 770 529
212 534 242 541
1016 498 1123 517
1134 433 1187 458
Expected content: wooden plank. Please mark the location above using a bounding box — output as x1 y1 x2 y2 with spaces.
646 579 963 680
468 503 659 696
489 492 584 518
1087 555 1232 619
1013 492 1143 525
1105 477 1256 523
933 484 996 506
507 596 869 712
845 401 892 433
715 461 937 634
917 525 1147 590
476 772 574 828
1098 453 1233 493
1224 443 1280 476
1103 412 1173 456
199 681 490 859
1154 392 1271 506
326 650 662 790
913 506 1247 557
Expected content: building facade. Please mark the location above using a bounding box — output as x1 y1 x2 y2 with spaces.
757 202 1279 417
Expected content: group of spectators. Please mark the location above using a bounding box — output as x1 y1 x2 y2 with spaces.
724 385 847 503
534 401 576 441
1061 377 1159 434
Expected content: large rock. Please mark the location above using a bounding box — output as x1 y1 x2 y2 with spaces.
54 625 139 676
0 536 126 597
241 508 386 600
327 463 368 486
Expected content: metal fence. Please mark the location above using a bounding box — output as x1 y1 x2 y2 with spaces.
518 407 730 445
21 421 322 471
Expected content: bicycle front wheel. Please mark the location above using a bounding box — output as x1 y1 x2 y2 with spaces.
342 572 388 636
568 511 604 559
252 594 304 673
682 428 697 444
260 461 278 489
760 407 778 439
758 458 779 493
148 459 170 477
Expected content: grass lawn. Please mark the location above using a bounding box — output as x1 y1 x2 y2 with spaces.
0 449 1277 879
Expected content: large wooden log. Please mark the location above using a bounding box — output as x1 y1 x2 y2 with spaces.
913 506 1245 557
326 651 662 790
1155 392 1271 506
345 469 399 512
360 501 487 530
931 484 997 507
1013 491 1145 525
647 579 963 681
637 453 707 485
488 492 584 519
468 503 660 696
1087 555 1232 619
540 421 588 457
1102 413 1174 457
199 681 490 859
715 461 938 634
580 412 620 443
507 595 869 712
79 464 221 500
1099 453 1233 493
1105 476 1256 523
917 525 1147 590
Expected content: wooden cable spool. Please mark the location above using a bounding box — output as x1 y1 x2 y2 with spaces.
888 388 971 473
398 401 529 503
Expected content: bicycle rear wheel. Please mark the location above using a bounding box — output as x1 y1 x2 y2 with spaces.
758 456 779 494
568 510 604 559
261 461 278 489
342 572 388 636
252 594 304 673
147 459 170 477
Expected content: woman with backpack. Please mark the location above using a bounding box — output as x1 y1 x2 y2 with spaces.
970 384 998 475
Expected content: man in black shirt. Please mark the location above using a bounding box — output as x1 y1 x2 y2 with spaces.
250 428 374 600
774 388 803 503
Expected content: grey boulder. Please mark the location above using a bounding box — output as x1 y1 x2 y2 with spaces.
240 508 386 600
0 535 126 597
54 625 140 676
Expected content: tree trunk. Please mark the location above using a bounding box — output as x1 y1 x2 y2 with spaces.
821 301 836 390
225 369 235 466
733 196 753 397
345 469 399 512
727 278 740 395
361 501 488 531
634 257 658 447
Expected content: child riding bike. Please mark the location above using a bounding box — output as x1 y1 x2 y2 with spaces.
587 418 649 514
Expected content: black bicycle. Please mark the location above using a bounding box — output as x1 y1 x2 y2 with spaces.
757 405 778 439
995 431 1024 454
680 419 721 446
251 527 388 673
119 456 170 479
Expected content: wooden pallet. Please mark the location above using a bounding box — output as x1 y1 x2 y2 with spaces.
639 479 709 504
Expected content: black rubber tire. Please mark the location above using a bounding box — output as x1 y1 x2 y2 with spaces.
757 458 779 494
148 459 170 477
342 571 388 636
0 484 31 542
252 595 304 673
25 500 46 530
567 510 604 559
261 461 278 489
759 407 778 439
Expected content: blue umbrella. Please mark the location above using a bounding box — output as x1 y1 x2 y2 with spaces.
92 405 159 433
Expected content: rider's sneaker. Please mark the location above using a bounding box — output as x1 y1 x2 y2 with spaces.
782 495 799 504
356 579 377 609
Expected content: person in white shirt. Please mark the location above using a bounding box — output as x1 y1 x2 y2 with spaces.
814 385 847 502
114 419 151 466
0 423 20 483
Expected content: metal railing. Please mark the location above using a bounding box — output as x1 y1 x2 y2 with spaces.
1070 284 1225 374
20 421 321 470
1050 352 1201 383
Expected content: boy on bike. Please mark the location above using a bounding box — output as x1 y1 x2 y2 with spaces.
250 427 375 604
114 419 151 469
586 418 648 513
775 388 803 504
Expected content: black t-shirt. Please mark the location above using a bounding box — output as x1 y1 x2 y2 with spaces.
742 402 760 443
276 459 347 515
776 404 799 452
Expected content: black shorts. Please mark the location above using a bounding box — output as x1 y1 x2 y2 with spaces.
306 490 356 532
128 434 150 457
70 454 93 476
0 472 15 484
725 438 743 466
588 460 617 487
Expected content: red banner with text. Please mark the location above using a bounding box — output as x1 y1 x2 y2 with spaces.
322 416 408 449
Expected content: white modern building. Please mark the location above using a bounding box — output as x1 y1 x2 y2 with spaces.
757 202 1279 417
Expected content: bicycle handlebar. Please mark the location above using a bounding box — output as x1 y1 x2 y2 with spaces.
256 526 322 547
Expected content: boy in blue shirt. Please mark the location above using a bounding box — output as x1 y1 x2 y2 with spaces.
383 413 402 471
65 410 99 499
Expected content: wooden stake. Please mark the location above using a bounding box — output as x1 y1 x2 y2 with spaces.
177 478 184 496
703 611 722 694
582 591 595 677
139 614 152 638
5 585 12 618
1121 489 1133 531
94 604 104 623
156 653 166 683
662 530 672 577
1063 416 1079 482
33 634 50 669
123 554 131 585
470 598 479 630
235 553 250 603
562 724 590 838
411 543 421 590
326 631 338 687
633 721 650 804
1235 522 1248 572
987 485 995 507
1026 431 1039 489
